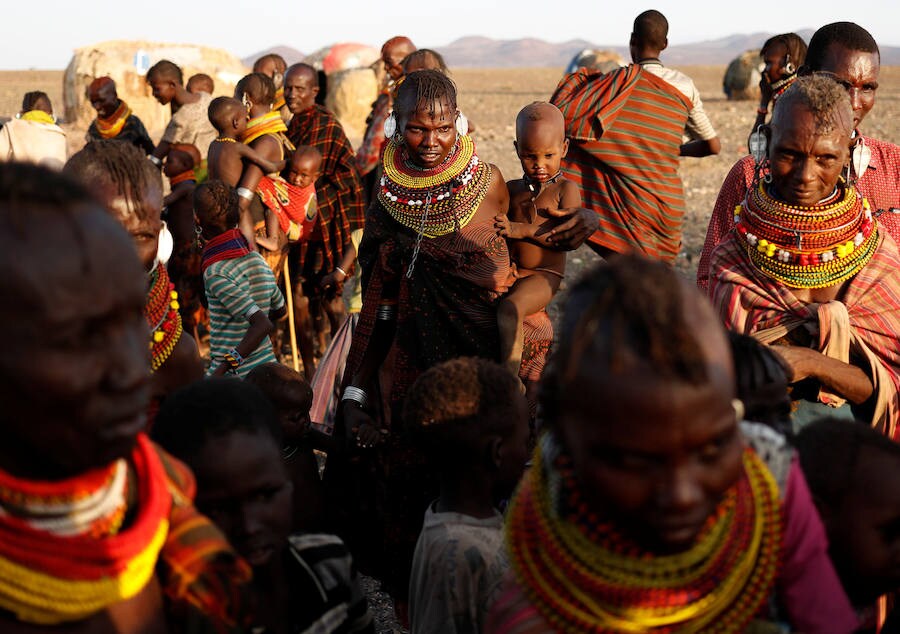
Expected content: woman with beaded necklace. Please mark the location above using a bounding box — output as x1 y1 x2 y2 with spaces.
488 256 857 633
711 74 900 436
327 69 511 617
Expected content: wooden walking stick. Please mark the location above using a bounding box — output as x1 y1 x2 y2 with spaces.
283 257 300 372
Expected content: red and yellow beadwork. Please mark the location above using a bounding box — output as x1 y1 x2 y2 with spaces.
505 435 783 633
734 181 878 289
145 263 183 372
379 135 492 237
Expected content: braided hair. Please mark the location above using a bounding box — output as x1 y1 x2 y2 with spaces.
64 139 162 219
194 180 239 233
761 33 808 71
236 72 276 108
394 69 457 124
539 256 711 423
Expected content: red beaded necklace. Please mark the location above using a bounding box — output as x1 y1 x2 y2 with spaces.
505 434 782 632
144 262 183 372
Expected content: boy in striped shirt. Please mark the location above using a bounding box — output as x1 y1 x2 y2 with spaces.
195 180 286 377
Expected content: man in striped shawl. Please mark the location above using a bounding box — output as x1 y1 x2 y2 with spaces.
551 10 719 263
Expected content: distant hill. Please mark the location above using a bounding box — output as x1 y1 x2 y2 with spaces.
436 32 900 67
241 45 304 68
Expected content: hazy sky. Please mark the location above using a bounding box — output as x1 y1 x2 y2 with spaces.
3 0 898 69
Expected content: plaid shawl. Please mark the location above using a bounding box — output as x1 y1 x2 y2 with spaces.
288 105 364 269
154 443 253 633
551 65 692 263
711 232 900 437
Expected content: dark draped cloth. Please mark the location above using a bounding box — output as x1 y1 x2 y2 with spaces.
88 114 155 155
325 197 510 598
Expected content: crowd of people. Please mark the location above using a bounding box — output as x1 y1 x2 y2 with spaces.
1 10 899 634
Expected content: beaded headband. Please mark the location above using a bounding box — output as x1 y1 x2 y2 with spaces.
734 181 878 289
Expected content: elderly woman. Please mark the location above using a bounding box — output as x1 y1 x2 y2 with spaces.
710 74 900 436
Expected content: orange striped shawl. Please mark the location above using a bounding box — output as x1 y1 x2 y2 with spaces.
551 65 692 263
711 231 900 437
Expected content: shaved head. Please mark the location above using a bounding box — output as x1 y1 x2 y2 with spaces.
88 76 115 94
285 63 316 83
208 96 244 133
516 101 565 141
382 35 417 81
382 35 416 57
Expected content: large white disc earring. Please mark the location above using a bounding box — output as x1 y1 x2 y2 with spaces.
383 112 397 138
455 111 468 136
157 221 174 265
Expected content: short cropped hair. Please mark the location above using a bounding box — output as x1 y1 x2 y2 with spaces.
404 357 520 468
147 59 183 85
805 22 880 70
194 180 240 231
539 255 710 422
632 10 668 50
773 74 853 135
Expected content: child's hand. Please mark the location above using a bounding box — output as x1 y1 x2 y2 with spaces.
494 214 511 237
256 235 279 252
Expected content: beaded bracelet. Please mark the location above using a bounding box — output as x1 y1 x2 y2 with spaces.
223 348 243 371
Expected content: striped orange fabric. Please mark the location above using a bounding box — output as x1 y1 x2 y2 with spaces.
710 232 900 437
551 66 692 263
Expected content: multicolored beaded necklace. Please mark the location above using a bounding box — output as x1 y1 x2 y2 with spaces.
734 180 879 289
378 134 492 238
505 434 782 633
145 261 183 372
0 460 127 539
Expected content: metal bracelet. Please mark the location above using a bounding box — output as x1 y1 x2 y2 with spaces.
148 155 162 167
341 386 368 408
376 303 397 321
236 187 255 201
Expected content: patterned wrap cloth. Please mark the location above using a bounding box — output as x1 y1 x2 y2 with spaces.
288 104 365 270
710 231 900 437
551 65 692 263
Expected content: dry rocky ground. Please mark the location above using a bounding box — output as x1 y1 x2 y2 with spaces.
2 66 898 632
